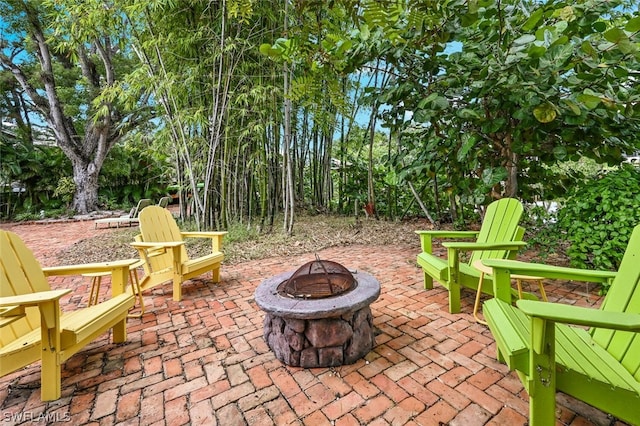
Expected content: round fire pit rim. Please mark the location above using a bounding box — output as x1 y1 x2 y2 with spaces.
255 269 381 320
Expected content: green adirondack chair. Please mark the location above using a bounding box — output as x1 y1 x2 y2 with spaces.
482 224 640 426
415 198 526 313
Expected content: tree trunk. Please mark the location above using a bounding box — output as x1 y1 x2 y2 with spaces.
502 133 518 198
71 159 100 213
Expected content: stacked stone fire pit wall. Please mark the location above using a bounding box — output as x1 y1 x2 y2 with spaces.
255 270 381 368
263 306 375 368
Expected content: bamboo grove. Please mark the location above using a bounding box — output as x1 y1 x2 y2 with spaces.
122 0 389 232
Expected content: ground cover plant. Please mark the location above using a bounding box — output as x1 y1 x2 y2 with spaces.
557 165 640 277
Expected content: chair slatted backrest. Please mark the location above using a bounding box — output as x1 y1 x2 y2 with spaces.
0 230 51 346
138 206 190 272
590 225 640 381
468 198 524 264
132 199 152 218
158 196 172 208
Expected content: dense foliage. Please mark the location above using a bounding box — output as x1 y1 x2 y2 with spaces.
0 138 70 218
2 0 639 243
557 165 640 276
0 136 167 219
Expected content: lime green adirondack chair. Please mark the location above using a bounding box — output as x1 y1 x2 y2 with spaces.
482 224 640 426
415 198 526 313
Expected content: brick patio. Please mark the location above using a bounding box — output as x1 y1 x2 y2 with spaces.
0 220 627 425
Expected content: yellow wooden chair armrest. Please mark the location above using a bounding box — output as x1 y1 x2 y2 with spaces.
180 231 227 251
131 241 185 260
0 289 71 330
42 259 137 276
131 241 184 249
43 261 136 297
180 231 227 238
0 289 71 307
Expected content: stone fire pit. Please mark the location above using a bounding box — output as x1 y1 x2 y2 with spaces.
255 267 380 368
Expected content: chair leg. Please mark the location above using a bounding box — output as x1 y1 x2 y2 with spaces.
449 282 461 314
529 324 557 426
538 280 548 302
88 276 102 306
172 275 182 302
127 267 145 318
473 272 487 324
40 299 62 401
40 346 61 401
516 279 524 300
423 272 434 290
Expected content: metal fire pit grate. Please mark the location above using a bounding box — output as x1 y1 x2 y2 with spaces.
277 257 356 299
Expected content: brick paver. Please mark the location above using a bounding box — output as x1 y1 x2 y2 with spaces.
0 219 625 425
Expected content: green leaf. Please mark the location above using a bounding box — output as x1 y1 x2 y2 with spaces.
523 9 544 31
468 0 479 15
580 41 597 57
613 67 628 78
514 34 536 46
418 92 438 109
561 99 582 116
577 93 601 109
259 43 276 56
625 16 640 32
359 24 371 41
481 167 508 186
456 134 477 162
533 103 557 123
527 45 546 58
552 146 567 160
549 35 569 48
457 108 481 119
604 28 625 43
553 6 575 22
591 21 606 33
617 38 636 54
461 13 478 27
433 95 449 109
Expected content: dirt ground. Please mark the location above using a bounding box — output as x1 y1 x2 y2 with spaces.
15 212 568 269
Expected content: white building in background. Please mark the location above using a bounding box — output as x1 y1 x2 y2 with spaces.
1 120 55 146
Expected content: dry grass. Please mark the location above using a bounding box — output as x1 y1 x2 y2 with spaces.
56 214 428 265
57 212 570 268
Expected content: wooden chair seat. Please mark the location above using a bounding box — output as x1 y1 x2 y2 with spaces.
1 293 132 358
182 252 224 276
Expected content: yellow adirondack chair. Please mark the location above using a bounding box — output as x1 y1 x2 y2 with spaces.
482 225 640 425
0 230 136 401
415 198 526 313
131 206 227 302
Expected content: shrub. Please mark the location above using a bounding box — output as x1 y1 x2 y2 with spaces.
557 164 640 277
53 176 76 208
